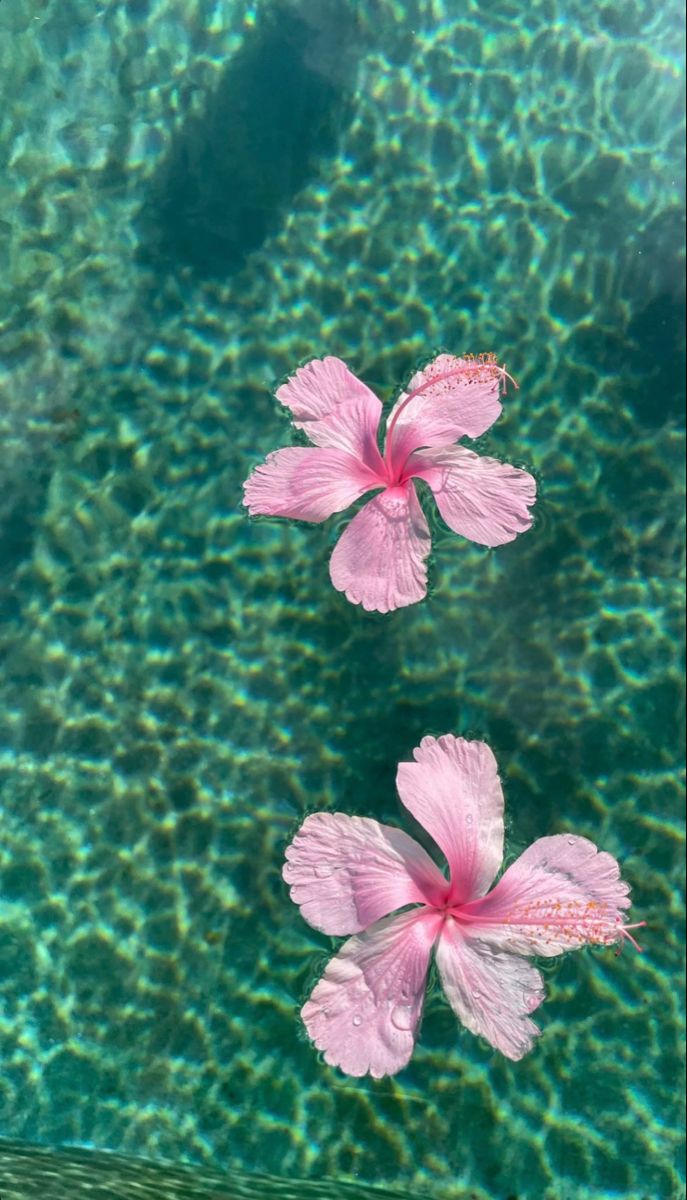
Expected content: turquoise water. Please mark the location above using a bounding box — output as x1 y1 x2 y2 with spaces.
0 0 684 1197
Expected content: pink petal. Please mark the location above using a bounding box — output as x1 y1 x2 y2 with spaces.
329 483 431 612
277 356 377 422
301 909 441 1078
410 446 536 547
276 357 385 469
435 915 545 1061
461 835 633 956
395 735 504 905
242 447 379 522
283 811 449 935
386 353 504 469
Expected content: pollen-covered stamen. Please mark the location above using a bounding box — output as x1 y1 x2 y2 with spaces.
383 352 515 478
615 921 646 954
456 897 644 951
401 353 515 409
449 352 518 395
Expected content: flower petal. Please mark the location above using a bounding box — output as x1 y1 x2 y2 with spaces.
276 357 385 469
396 735 504 904
277 356 378 422
301 909 441 1078
435 916 545 1061
386 353 504 467
461 835 633 956
329 483 431 612
410 446 536 547
242 447 378 522
283 811 449 935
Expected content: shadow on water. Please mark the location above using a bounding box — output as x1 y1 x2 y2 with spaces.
0 408 81 622
625 291 687 429
139 0 361 280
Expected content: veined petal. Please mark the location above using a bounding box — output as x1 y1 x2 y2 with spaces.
277 356 379 421
386 353 504 469
301 909 441 1078
410 446 536 547
396 736 504 904
460 835 633 956
277 357 385 469
435 916 545 1061
298 393 386 475
242 447 378 522
283 811 449 935
329 483 431 612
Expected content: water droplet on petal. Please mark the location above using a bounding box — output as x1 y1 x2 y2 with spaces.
472 990 482 999
352 1014 362 1027
567 837 576 846
465 814 474 825
314 864 333 879
390 1004 414 1032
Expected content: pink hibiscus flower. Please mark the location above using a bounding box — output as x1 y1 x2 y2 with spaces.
242 354 536 612
283 735 643 1078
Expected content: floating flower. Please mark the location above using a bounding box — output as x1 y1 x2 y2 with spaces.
242 354 536 612
283 735 643 1077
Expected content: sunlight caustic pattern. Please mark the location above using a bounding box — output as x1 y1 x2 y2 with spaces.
243 355 536 612
283 735 643 1078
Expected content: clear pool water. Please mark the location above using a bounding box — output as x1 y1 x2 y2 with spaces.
0 1 684 1198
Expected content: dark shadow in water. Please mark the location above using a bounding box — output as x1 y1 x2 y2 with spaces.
625 292 687 429
139 0 361 279
0 496 36 622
